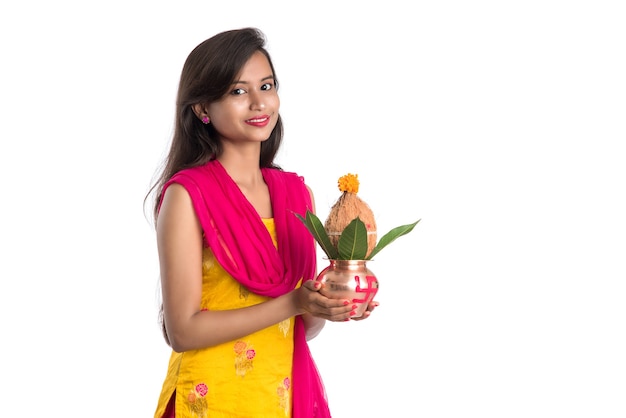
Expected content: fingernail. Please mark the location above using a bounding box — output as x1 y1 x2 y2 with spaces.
349 310 356 316
343 300 350 306
351 304 357 310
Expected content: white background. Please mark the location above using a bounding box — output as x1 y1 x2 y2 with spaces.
1 1 625 417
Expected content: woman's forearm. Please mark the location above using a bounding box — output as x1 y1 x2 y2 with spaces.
302 313 326 341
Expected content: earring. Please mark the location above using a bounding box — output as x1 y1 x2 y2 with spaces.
202 116 210 124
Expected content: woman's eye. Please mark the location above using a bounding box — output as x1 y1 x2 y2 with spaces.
261 83 274 91
231 88 246 95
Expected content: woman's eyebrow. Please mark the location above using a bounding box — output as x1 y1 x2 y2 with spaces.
232 75 275 84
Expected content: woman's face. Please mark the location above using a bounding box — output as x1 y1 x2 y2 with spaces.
207 51 280 146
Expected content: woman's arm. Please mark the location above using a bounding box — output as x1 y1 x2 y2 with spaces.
157 183 353 352
302 311 326 341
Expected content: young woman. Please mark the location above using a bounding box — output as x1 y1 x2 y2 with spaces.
146 28 376 418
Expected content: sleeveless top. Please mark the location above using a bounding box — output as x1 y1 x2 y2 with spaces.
153 219 298 418
153 161 330 417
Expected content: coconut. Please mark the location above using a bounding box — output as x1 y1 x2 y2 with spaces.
324 173 377 257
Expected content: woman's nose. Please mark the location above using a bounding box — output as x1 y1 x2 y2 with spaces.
249 91 266 110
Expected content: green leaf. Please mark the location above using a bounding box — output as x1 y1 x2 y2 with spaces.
366 219 421 260
337 217 369 260
294 210 339 260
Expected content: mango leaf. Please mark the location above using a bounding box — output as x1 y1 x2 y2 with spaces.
294 210 339 260
366 219 421 260
337 217 369 260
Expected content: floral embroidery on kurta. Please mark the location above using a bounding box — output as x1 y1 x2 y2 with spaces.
277 377 291 415
278 318 290 337
187 382 209 417
234 340 256 376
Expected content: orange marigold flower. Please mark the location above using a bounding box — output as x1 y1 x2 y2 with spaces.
338 173 359 194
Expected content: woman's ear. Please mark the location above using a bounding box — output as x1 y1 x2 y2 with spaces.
192 103 209 122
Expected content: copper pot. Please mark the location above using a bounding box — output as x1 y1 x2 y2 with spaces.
316 259 379 318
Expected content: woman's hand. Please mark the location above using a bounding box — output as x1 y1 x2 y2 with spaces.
294 280 356 322
350 300 379 321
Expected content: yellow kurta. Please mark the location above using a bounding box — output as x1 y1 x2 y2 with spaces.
154 219 295 418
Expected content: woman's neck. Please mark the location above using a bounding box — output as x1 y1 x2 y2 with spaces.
217 153 272 218
217 152 264 190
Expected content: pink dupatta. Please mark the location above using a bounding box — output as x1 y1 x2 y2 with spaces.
160 159 331 417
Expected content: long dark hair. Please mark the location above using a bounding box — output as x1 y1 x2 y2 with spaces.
145 27 283 222
145 28 283 346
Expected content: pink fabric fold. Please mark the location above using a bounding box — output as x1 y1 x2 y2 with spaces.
160 159 331 417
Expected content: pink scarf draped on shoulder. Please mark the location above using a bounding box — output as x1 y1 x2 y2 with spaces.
160 159 331 418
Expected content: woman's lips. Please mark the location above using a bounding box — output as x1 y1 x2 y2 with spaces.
245 114 270 127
